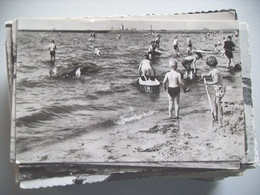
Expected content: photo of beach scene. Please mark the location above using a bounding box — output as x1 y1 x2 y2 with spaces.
15 18 245 164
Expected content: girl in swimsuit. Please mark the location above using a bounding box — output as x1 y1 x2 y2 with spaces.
163 58 184 119
202 56 225 122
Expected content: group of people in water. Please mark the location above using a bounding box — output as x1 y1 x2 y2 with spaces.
138 33 237 122
47 32 237 123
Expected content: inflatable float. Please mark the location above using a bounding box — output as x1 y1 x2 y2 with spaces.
49 62 100 78
138 76 160 93
192 49 221 55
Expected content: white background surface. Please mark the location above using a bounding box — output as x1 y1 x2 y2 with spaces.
0 0 259 194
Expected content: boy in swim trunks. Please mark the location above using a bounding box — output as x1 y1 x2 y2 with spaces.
202 56 225 122
138 54 156 80
181 52 203 79
163 58 184 119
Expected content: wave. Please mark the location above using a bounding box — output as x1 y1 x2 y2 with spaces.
16 104 87 127
113 110 156 125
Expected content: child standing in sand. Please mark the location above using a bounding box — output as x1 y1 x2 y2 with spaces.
163 58 184 119
202 56 225 122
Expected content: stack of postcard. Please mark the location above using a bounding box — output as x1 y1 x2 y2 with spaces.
5 10 258 189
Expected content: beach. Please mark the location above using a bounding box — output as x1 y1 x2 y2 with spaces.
16 31 245 163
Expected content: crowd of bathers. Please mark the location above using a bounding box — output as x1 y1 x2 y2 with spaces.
46 31 237 122
138 32 237 121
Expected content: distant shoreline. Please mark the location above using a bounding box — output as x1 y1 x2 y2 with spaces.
18 29 237 33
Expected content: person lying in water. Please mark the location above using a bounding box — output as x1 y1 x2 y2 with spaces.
138 54 156 80
181 52 203 79
163 58 187 119
202 56 225 122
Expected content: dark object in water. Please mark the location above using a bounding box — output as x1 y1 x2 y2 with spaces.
231 63 242 72
50 63 100 78
148 51 161 59
138 77 160 93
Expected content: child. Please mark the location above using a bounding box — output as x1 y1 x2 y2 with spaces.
48 40 57 62
213 44 220 53
163 58 184 119
138 54 156 80
186 39 192 54
202 56 225 122
154 34 161 49
181 52 203 79
173 36 180 55
94 48 101 56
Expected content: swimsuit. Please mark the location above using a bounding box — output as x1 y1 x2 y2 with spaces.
50 51 55 56
214 84 225 98
168 87 180 98
224 41 235 59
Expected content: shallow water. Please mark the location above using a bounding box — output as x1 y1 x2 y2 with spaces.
16 31 241 153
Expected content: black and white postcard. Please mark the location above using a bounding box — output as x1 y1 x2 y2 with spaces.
5 10 257 188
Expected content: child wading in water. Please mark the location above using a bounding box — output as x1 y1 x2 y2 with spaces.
163 58 186 119
202 56 225 122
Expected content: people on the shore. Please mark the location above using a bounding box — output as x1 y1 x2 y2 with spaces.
138 54 156 80
223 36 235 68
48 40 57 63
163 58 184 119
202 56 225 122
181 52 203 79
173 36 180 55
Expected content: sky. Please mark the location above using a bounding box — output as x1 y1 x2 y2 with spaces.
16 11 238 31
